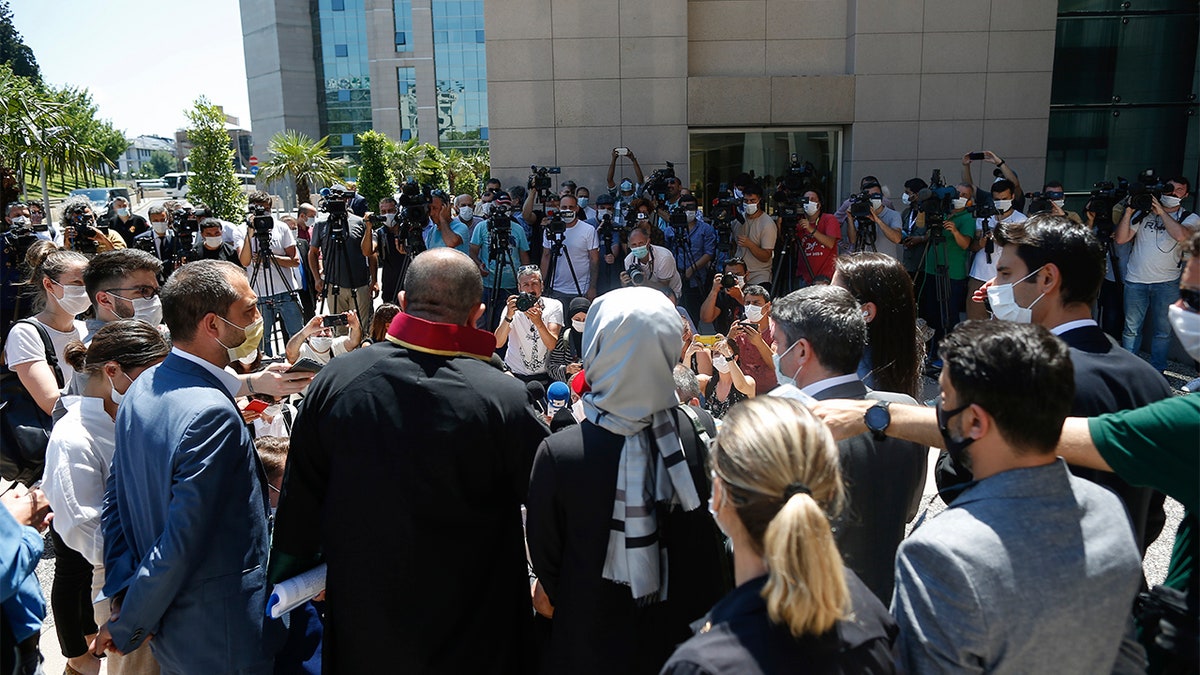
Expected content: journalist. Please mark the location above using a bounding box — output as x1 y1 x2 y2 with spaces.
495 266 563 384
239 191 304 356
309 188 374 333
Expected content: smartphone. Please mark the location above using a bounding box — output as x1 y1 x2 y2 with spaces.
695 335 721 347
968 152 986 161
614 147 629 156
286 357 324 374
243 399 269 414
322 313 349 327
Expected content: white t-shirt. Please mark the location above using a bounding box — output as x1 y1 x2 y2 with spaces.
733 212 777 285
543 222 599 295
1126 209 1200 284
298 335 354 366
242 218 299 297
970 211 1027 282
500 296 564 376
3 317 87 392
42 395 114 565
624 244 683 299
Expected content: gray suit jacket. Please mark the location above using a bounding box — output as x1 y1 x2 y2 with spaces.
892 459 1144 674
811 379 928 604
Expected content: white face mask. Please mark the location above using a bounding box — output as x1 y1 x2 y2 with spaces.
560 210 577 223
1168 304 1200 360
994 198 1013 212
901 193 911 205
803 202 819 216
12 215 30 227
1160 195 1182 209
51 279 92 316
107 371 134 406
743 304 764 322
712 355 731 373
685 210 697 223
744 202 759 216
986 266 1045 324
572 319 586 333
772 340 802 388
1051 199 1065 209
151 220 169 235
117 208 130 217
131 295 163 326
263 404 282 418
204 236 224 248
458 205 474 221
383 213 396 226
308 335 334 352
870 197 883 211
952 197 969 210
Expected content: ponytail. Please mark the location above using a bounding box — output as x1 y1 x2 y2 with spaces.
762 491 848 636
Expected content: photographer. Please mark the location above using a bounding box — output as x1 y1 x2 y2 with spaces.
1115 175 1200 372
284 311 362 366
1042 180 1083 224
795 189 840 285
834 177 892 253
919 183 976 364
963 150 1025 212
899 178 930 280
620 226 683 304
309 186 374 332
967 179 1025 320
7 201 60 243
469 192 531 323
732 185 777 292
846 183 905 260
1088 197 1131 340
134 205 186 280
606 147 646 218
539 194 600 302
662 194 717 321
700 258 749 335
239 191 303 357
59 196 125 254
494 266 563 384
361 196 403 303
191 218 240 263
453 193 484 240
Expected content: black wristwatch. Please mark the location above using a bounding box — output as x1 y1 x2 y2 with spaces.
864 400 891 442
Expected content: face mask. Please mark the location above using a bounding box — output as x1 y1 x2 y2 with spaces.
151 220 168 235
572 319 586 333
130 295 163 326
772 340 802 388
870 197 883 211
620 181 633 192
216 315 264 362
458 205 474 221
901 193 911 206
986 266 1045 324
631 245 649 260
11 216 29 227
952 197 969 210
1168 304 1200 360
107 371 133 407
308 335 334 353
263 404 282 418
479 202 493 217
743 304 764 322
51 279 92 315
937 401 976 471
712 355 730 373
204 236 224 248
707 475 727 534
803 202 819 216
577 197 589 209
733 188 744 199
117 208 130 217
994 199 1013 212
383 213 396 226
685 210 697 222
1051 199 1065 209
744 203 759 215
1160 195 1182 209
560 210 577 223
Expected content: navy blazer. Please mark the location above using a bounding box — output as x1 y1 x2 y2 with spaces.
102 352 284 674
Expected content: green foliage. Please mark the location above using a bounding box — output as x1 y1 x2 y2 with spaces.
145 150 176 178
256 130 348 208
355 130 395 209
185 96 245 221
0 1 39 82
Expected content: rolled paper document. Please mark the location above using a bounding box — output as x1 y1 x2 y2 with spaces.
266 563 327 619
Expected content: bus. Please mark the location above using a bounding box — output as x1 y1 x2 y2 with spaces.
162 172 258 199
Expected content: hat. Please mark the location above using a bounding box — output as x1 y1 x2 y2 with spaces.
568 296 591 317
492 190 512 206
570 369 589 397
595 194 615 206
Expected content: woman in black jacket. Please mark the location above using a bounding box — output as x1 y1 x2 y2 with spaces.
661 397 897 675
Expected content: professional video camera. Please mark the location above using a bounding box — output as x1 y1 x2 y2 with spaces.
779 154 817 195
67 212 100 254
391 179 432 254
485 201 514 259
846 191 878 249
528 165 561 198
709 188 744 253
642 162 677 203
170 207 199 235
366 212 391 228
596 210 631 252
1 223 38 275
1024 191 1054 216
1088 178 1130 242
1128 170 1167 213
317 186 352 243
916 169 958 233
249 204 275 244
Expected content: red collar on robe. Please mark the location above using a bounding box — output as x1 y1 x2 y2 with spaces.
385 311 495 361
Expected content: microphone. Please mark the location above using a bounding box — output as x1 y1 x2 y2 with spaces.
915 188 933 203
525 380 547 413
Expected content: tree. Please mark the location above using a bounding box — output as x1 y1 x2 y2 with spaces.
145 150 175 178
0 1 39 82
185 96 244 221
256 130 347 208
355 130 394 209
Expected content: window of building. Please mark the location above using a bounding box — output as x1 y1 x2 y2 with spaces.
688 129 843 213
332 0 344 10
335 44 348 57
394 0 413 53
431 0 488 152
398 66 418 143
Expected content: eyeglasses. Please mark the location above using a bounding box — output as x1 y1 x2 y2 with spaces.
105 285 160 300
1182 287 1200 313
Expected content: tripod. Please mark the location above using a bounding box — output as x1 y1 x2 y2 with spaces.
544 226 583 299
318 219 365 333
772 221 810 295
247 226 301 357
851 217 878 254
916 219 954 364
486 225 522 328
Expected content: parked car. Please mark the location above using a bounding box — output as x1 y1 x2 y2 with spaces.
68 187 131 216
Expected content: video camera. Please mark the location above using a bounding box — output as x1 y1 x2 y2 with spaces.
171 207 200 235
596 210 631 251
1089 178 1130 241
396 179 431 254
641 162 677 204
249 204 275 241
916 169 958 232
709 188 744 253
1128 170 1167 214
318 186 352 243
780 154 816 195
528 165 561 197
1024 191 1055 216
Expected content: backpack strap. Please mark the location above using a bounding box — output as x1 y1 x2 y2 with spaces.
678 403 714 455
281 405 294 434
16 319 65 389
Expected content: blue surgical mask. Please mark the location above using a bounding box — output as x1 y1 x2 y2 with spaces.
631 245 650 260
772 340 802 388
620 181 633 192
577 197 589 209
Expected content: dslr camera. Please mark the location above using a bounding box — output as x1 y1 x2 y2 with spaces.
516 292 540 312
625 264 646 286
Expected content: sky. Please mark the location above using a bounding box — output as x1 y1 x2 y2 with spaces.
9 0 252 138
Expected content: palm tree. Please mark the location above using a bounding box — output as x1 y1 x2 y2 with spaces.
256 130 348 207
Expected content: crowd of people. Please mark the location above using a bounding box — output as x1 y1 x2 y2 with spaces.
0 149 1197 675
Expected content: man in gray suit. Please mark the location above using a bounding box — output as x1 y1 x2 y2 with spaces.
892 321 1144 674
768 285 927 603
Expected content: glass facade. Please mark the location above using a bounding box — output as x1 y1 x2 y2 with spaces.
398 67 418 141
314 0 372 160
1046 0 1198 208
394 0 413 52
432 0 488 151
689 129 843 212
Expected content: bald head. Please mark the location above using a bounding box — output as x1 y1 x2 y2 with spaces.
401 248 483 325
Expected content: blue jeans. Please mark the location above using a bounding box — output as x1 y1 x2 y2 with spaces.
1122 279 1177 371
259 292 304 357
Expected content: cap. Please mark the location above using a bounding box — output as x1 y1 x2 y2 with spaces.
570 370 589 397
595 194 615 206
492 191 512 206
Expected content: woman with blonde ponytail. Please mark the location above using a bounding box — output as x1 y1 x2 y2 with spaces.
661 397 896 674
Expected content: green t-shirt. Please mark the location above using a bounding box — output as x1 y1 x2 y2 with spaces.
924 209 976 280
1089 394 1200 593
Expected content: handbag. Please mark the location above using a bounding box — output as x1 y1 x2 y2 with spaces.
0 318 64 485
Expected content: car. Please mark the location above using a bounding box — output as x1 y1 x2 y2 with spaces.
68 187 132 216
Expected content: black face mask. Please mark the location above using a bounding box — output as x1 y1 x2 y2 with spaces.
937 400 975 470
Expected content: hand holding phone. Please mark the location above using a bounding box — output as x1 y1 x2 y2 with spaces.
968 152 986 161
286 357 324 374
322 314 349 328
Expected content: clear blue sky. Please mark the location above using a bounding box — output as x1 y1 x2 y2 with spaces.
9 0 251 138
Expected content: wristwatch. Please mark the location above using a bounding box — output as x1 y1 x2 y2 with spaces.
864 400 891 442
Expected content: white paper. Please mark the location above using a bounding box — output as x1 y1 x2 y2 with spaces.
266 563 326 619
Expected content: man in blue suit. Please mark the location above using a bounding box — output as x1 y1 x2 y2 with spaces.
94 259 285 674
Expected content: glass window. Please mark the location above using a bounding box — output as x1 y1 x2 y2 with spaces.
395 32 406 47
342 133 356 147
335 44 348 57
688 129 843 213
332 0 344 10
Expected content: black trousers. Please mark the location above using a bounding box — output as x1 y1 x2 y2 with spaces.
919 273 967 359
49 527 96 658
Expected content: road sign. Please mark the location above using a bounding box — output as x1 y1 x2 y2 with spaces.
251 166 260 175
249 156 259 167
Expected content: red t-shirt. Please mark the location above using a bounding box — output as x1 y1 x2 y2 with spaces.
796 213 841 282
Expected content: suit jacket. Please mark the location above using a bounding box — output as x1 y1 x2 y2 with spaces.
936 324 1172 549
102 352 283 674
133 230 185 280
811 379 928 604
893 460 1144 674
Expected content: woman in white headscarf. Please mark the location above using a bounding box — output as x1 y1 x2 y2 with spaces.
526 287 732 675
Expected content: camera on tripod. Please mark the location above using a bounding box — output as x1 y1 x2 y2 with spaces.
528 165 561 196
917 169 958 233
318 186 351 243
642 162 677 203
250 204 275 241
597 212 631 251
1089 178 1129 241
709 189 744 253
